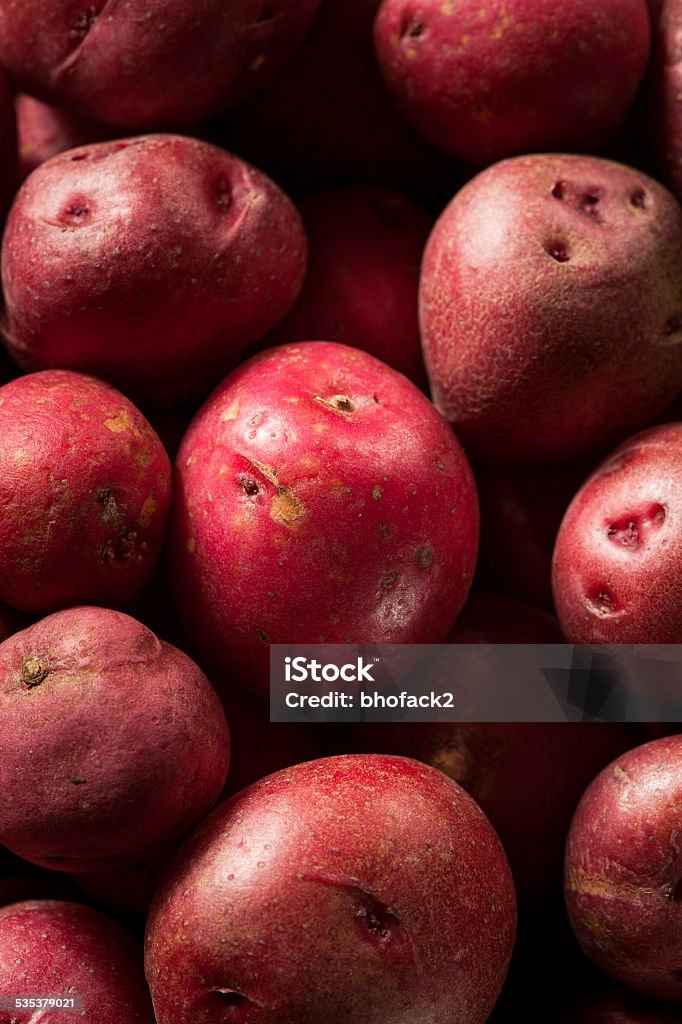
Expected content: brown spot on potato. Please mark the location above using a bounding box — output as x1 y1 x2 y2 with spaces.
315 394 356 417
138 496 157 528
221 400 240 421
21 656 48 688
271 488 306 531
373 486 383 501
417 545 434 567
186 537 196 555
104 409 134 434
70 776 86 785
256 628 271 644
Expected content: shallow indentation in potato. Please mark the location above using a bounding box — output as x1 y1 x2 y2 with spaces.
663 315 682 342
214 178 232 214
544 240 571 263
70 6 99 40
315 394 356 417
606 504 666 550
61 195 93 226
550 180 604 221
584 587 621 618
399 9 425 40
211 988 250 1007
630 187 648 210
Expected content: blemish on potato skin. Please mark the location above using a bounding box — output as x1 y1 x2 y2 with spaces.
139 496 157 529
104 409 134 434
20 656 48 688
271 488 306 532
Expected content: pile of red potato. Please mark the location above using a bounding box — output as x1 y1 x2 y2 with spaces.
0 2 681 1022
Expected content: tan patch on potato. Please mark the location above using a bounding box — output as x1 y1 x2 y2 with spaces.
104 409 134 434
271 489 306 532
138 496 157 529
221 400 240 422
186 538 196 555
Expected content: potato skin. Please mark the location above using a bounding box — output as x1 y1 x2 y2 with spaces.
16 93 114 181
145 754 516 1024
373 0 651 165
652 0 682 200
420 154 682 464
0 1 320 128
1 135 307 408
0 900 154 1023
552 422 682 643
565 736 682 1002
0 370 171 613
0 607 230 872
169 341 479 693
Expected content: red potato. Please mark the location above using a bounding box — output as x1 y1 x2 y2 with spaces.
651 0 682 200
1 135 307 408
169 341 479 694
145 754 516 1024
16 93 115 181
565 735 682 1002
220 0 456 198
0 1 320 129
0 606 230 872
0 370 171 614
420 155 682 464
373 0 651 166
267 186 431 389
0 900 154 1023
351 723 634 902
552 422 682 643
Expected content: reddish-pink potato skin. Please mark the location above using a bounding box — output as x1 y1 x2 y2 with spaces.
0 900 154 1023
420 155 682 464
0 370 172 614
16 93 115 181
144 754 516 1024
0 1 320 129
565 735 682 1001
552 422 682 643
0 606 230 872
651 0 682 202
373 0 651 165
1 135 308 408
268 186 431 388
351 724 634 902
169 341 479 694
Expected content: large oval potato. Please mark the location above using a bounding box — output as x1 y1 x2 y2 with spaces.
1 135 307 408
0 607 230 872
420 155 682 464
0 1 320 128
